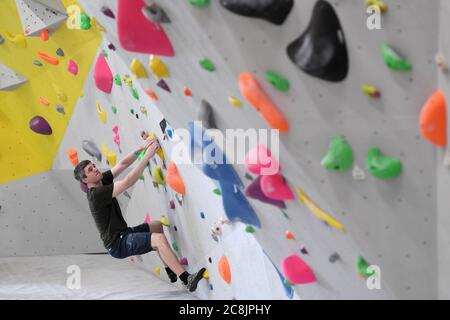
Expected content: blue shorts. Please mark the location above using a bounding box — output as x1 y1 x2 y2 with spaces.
108 223 153 259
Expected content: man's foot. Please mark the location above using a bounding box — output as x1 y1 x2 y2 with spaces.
165 267 177 283
185 268 206 292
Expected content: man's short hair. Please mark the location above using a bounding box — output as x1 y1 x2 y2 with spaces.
74 160 91 183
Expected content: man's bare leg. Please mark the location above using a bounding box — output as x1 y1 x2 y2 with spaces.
147 221 170 268
151 233 185 275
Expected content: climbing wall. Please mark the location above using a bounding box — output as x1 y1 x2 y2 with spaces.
1 0 448 300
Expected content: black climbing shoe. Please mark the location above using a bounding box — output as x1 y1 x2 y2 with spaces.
185 268 206 292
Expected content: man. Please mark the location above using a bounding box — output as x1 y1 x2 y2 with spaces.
74 137 206 292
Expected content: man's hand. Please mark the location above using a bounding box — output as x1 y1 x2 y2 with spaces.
145 139 160 158
139 137 157 152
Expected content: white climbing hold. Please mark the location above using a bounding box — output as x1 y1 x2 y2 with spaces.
352 164 366 181
436 52 449 73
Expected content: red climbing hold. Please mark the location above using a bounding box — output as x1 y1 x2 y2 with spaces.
145 88 158 101
184 87 193 96
281 254 316 285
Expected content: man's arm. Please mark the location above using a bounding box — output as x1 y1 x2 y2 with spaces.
111 138 155 178
112 141 159 198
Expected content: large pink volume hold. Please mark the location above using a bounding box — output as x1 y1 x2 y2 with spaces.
281 254 316 285
117 0 174 56
94 54 113 94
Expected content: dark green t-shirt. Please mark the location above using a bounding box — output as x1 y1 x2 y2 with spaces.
87 170 127 249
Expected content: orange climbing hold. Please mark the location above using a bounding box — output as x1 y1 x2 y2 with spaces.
419 91 447 147
37 51 59 65
39 96 50 106
184 87 193 96
239 73 288 133
166 161 186 195
145 88 158 101
67 148 79 167
218 256 231 284
285 231 295 240
40 29 49 41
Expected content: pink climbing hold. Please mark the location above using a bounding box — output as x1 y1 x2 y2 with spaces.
112 124 119 135
260 173 294 200
117 0 174 56
179 257 188 265
245 144 280 176
94 54 113 94
114 135 120 146
29 116 52 135
144 212 150 223
68 59 78 76
281 254 316 285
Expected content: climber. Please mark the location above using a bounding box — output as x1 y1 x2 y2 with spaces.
73 138 206 292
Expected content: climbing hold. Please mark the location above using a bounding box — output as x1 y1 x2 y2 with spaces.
149 55 170 79
300 246 308 255
245 144 280 175
381 43 412 71
40 29 49 41
356 256 374 278
52 84 67 102
123 75 133 87
239 73 288 132
285 231 295 240
211 233 219 242
144 213 150 224
68 60 78 76
184 87 193 96
94 54 113 94
33 60 43 67
179 257 188 265
287 0 348 82
366 147 402 179
220 0 293 25
152 166 166 185
0 34 4 45
228 96 242 107
296 186 345 232
172 242 178 252
56 48 64 57
117 0 174 55
101 6 116 19
244 173 253 180
145 88 158 101
200 212 205 219
39 96 50 106
435 52 448 72
82 140 102 161
130 87 139 100
365 0 387 13
155 266 161 275
281 254 316 285
114 74 122 86
130 59 148 78
361 84 381 98
147 133 165 161
321 135 354 172
4 32 27 48
245 176 287 209
157 79 171 92
108 43 116 51
136 255 143 262
112 106 117 114
160 216 170 227
190 0 210 7
68 148 79 167
199 100 217 129
166 161 186 195
106 151 117 166
199 59 215 72
96 101 107 124
245 225 255 233
37 51 59 65
169 200 175 209
140 106 148 117
218 256 231 284
260 174 295 200
130 256 135 262
79 12 91 30
419 91 446 147
203 270 209 280
29 116 52 135
329 252 340 263
352 164 366 181
55 104 65 115
265 70 290 91
142 3 171 23
283 279 294 287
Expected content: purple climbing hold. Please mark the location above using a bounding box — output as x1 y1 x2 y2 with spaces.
157 79 171 92
29 116 52 135
300 246 308 255
169 200 175 209
245 176 287 209
179 257 188 265
101 6 115 19
108 43 116 51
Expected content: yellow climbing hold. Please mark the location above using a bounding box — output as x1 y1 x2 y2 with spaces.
147 133 165 161
149 55 169 79
203 270 210 280
365 0 387 13
155 266 161 275
52 84 67 102
80 90 84 97
5 31 27 48
228 96 242 107
96 101 107 124
101 143 117 166
130 58 148 79
295 186 345 232
160 216 170 227
123 75 133 86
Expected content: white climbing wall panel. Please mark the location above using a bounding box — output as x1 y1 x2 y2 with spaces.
0 63 27 90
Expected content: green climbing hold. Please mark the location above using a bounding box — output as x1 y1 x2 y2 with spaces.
190 0 209 7
130 109 135 115
381 43 412 71
138 149 146 161
245 225 255 233
366 147 402 179
79 12 91 30
265 70 290 92
111 106 117 114
152 166 166 185
101 49 108 58
283 278 294 287
130 87 139 100
213 188 222 195
200 59 215 72
172 242 178 252
321 135 354 172
356 256 374 277
114 74 122 86
139 175 145 181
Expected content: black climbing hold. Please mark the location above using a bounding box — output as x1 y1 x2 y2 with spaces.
142 3 171 23
287 0 348 82
157 79 171 92
56 48 64 57
0 34 5 45
101 6 115 19
198 99 217 129
208 257 212 263
219 0 294 25
33 60 43 67
108 43 116 51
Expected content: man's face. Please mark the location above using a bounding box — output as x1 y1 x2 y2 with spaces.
82 162 103 184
